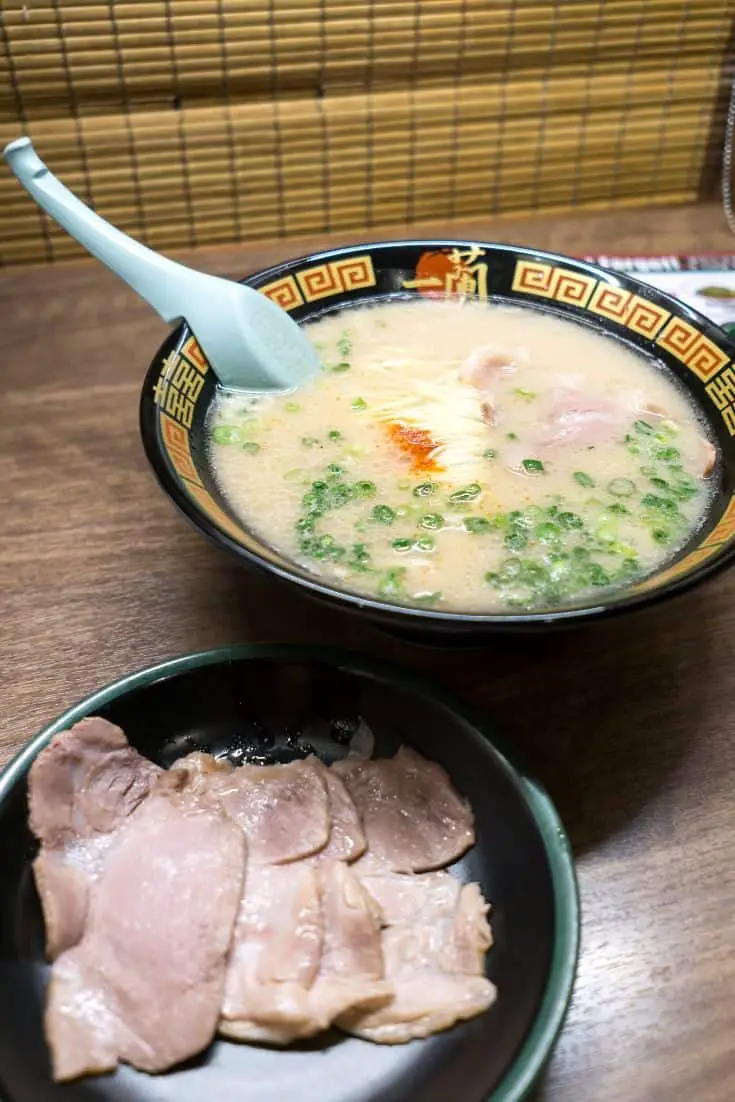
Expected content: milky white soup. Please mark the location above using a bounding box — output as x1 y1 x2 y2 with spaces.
209 299 715 613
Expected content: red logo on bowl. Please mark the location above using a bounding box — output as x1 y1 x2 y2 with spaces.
403 246 488 298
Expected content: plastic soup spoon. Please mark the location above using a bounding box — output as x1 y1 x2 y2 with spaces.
3 137 320 393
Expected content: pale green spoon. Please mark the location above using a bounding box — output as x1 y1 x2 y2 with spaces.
3 137 320 393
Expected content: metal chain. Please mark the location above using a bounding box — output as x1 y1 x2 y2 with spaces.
723 67 735 236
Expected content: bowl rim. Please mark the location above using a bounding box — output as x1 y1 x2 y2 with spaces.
140 237 735 627
0 643 580 1102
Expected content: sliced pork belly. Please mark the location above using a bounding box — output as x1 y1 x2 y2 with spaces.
537 388 623 448
29 717 160 847
310 759 366 863
166 749 233 788
168 751 363 863
32 853 89 960
699 436 717 477
209 758 331 864
459 345 521 391
28 718 161 962
307 862 391 1025
45 785 245 1081
333 746 474 872
339 871 495 1044
217 754 373 1043
220 862 323 1045
220 861 389 1044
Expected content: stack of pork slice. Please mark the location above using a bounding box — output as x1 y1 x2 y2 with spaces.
28 717 496 1082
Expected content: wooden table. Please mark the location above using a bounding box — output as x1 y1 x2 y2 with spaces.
2 202 734 1102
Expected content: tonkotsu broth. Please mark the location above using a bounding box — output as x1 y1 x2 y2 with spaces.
209 299 715 613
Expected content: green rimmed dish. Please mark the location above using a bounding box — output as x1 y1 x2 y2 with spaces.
0 645 579 1102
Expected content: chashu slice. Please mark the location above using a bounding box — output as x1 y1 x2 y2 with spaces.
28 717 161 962
307 862 392 1024
309 759 366 863
220 862 390 1045
338 871 495 1044
45 782 245 1082
333 746 475 873
29 717 161 849
220 862 324 1045
204 757 332 864
168 752 364 864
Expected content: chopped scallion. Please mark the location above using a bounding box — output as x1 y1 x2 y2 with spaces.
463 516 491 534
448 483 482 504
212 425 241 445
419 513 445 530
608 477 635 497
371 504 396 525
413 481 438 497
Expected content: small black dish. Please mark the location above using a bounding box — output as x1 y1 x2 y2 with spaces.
140 241 735 642
0 645 579 1102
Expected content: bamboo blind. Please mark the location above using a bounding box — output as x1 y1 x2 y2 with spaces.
0 0 733 265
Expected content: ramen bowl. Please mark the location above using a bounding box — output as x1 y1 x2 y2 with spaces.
140 241 735 641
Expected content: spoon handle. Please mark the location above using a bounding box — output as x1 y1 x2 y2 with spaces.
4 137 202 325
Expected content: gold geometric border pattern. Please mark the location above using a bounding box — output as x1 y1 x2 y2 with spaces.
511 258 733 434
260 274 304 311
258 255 376 311
512 259 596 308
656 318 729 382
705 367 735 436
181 480 252 544
587 283 671 338
158 410 253 545
296 254 377 303
159 412 202 485
180 335 209 374
631 495 735 593
152 344 207 430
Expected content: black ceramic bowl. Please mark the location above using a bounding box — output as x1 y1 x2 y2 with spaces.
140 241 735 640
0 645 579 1102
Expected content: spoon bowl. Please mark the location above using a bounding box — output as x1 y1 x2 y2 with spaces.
3 137 320 393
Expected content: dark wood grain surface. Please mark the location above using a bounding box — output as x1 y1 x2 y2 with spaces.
2 202 734 1101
